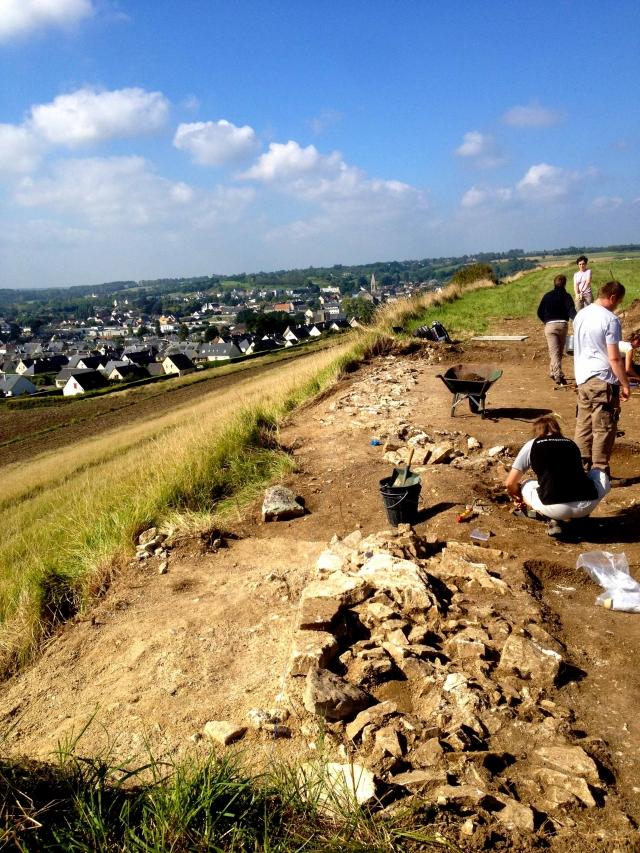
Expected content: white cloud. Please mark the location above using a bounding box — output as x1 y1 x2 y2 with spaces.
0 0 93 40
516 163 572 200
241 140 340 182
590 195 624 212
29 87 170 147
461 162 593 210
173 120 259 166
461 185 512 209
0 123 43 173
14 155 255 230
454 131 504 169
502 102 563 128
309 109 343 135
240 140 424 219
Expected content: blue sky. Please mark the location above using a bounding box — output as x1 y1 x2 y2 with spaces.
1 0 639 288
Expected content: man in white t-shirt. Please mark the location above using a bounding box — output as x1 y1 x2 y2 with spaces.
573 280 629 473
573 255 593 310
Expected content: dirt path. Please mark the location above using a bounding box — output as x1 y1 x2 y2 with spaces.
2 316 640 849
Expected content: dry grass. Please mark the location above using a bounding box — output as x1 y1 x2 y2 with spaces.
0 340 356 672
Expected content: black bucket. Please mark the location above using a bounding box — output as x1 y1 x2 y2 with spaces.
379 476 421 526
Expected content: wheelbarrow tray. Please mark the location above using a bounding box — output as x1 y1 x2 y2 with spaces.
437 364 503 417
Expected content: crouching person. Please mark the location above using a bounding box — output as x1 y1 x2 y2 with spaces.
505 415 610 537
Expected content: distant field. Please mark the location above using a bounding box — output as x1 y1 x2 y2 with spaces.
0 336 347 466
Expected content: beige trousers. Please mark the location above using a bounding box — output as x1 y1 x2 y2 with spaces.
574 376 619 469
544 321 568 381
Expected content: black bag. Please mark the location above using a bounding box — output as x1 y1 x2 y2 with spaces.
430 321 451 343
414 321 451 342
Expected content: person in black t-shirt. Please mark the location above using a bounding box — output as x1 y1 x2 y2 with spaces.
505 415 610 537
536 274 576 386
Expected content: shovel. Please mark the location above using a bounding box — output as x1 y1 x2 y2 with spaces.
392 446 415 487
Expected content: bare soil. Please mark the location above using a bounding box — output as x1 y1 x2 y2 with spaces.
2 315 640 850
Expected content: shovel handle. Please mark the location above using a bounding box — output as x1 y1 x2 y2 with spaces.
405 446 415 470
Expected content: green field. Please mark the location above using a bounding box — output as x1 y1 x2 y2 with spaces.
409 258 640 338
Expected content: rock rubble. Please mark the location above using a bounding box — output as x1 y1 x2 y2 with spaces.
277 523 628 846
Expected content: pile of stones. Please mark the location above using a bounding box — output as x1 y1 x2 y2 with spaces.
280 524 632 845
135 527 172 574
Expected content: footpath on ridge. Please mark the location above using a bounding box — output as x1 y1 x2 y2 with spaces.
2 313 640 851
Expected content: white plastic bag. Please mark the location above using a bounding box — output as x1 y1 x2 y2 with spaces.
576 551 640 612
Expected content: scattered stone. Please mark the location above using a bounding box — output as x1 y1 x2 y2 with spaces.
262 486 305 522
203 720 246 745
158 560 168 575
304 668 372 720
290 631 339 676
247 708 272 729
487 445 506 457
467 436 482 450
262 723 292 738
138 527 158 546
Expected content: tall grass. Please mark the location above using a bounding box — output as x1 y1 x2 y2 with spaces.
0 746 448 851
0 342 358 673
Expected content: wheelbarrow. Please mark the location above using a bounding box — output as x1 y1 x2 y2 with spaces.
436 364 503 417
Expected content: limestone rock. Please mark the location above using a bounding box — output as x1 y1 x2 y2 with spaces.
375 725 403 757
390 768 446 790
346 701 398 741
495 796 535 832
409 737 445 768
316 550 346 575
290 631 339 676
262 486 305 522
533 745 599 785
531 767 596 808
138 527 159 546
297 762 376 814
303 572 371 609
497 634 563 688
304 668 372 720
203 720 246 745
358 553 441 619
428 441 455 464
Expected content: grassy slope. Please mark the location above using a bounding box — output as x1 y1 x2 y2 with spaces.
408 259 640 338
0 341 358 671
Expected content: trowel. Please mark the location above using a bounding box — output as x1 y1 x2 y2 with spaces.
392 446 415 487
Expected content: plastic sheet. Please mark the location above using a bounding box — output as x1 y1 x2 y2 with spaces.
576 551 640 612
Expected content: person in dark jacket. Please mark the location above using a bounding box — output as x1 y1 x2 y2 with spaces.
537 274 576 386
505 415 610 537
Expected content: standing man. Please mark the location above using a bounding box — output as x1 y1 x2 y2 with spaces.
573 280 630 475
537 274 576 386
573 255 593 310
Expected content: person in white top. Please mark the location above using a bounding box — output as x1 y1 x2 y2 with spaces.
573 254 593 311
619 330 640 382
573 280 629 474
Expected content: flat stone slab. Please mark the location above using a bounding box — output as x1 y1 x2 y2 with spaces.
203 720 246 745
